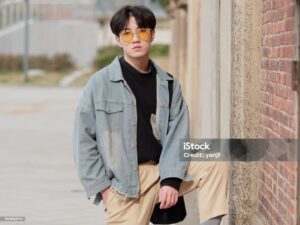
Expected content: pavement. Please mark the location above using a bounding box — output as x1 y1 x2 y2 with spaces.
0 86 220 225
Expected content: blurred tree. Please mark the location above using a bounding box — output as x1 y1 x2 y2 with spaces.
152 0 169 8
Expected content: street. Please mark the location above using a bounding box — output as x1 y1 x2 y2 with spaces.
0 86 107 225
0 86 200 225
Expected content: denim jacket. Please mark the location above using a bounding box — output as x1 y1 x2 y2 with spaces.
73 56 191 205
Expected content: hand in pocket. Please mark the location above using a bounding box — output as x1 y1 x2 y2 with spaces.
101 187 111 205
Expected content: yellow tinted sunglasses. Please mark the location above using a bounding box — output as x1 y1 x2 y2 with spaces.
120 28 152 43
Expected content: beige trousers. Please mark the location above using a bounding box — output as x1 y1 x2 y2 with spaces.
103 161 229 225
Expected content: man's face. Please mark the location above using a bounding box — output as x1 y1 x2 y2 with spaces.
116 16 155 59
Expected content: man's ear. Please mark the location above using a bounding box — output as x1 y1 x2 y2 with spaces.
115 36 122 48
150 29 155 43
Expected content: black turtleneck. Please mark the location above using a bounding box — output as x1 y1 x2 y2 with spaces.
120 57 161 164
119 57 181 191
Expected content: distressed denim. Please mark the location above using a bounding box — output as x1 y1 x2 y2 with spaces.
73 56 191 205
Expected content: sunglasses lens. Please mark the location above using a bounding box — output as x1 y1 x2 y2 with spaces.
121 31 134 43
138 29 151 41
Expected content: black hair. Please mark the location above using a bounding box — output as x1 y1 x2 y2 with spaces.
110 5 156 36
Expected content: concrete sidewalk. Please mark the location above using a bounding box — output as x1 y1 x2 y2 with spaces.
0 86 106 225
0 86 220 225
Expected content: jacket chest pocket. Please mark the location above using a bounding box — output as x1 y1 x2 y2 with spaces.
95 101 123 131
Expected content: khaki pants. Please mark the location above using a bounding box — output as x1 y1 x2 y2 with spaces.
103 161 229 225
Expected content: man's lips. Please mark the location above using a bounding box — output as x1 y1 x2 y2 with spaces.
132 46 142 50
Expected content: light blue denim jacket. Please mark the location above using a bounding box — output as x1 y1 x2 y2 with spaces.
73 56 191 205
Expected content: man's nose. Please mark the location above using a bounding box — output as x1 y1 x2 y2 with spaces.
132 32 141 42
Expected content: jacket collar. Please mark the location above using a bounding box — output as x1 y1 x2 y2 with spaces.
108 56 125 82
108 56 174 85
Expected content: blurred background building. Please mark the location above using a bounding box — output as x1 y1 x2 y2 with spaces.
0 0 169 68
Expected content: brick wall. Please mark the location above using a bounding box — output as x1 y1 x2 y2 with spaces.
260 0 298 224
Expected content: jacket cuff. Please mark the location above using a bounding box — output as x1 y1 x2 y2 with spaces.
85 176 111 199
160 178 182 191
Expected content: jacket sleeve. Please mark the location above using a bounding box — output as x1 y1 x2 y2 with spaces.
73 78 111 203
159 79 191 182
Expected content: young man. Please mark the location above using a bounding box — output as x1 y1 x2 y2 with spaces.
73 5 229 225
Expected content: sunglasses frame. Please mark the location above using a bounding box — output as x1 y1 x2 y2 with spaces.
119 28 152 43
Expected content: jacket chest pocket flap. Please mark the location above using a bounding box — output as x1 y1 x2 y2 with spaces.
95 101 123 131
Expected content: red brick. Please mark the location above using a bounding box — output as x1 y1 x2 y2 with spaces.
262 104 271 116
274 83 280 95
274 96 286 110
274 72 281 82
275 21 285 33
273 47 281 57
278 202 288 222
284 5 295 18
289 186 295 199
288 212 295 225
285 19 294 31
279 60 292 72
279 164 289 182
273 0 283 9
285 161 296 171
271 120 279 132
278 33 295 45
279 73 287 85
280 47 295 58
269 166 278 181
287 90 295 100
260 3 297 223
288 116 295 130
287 172 295 185
286 74 292 87
263 162 269 173
268 93 274 104
267 82 275 94
278 124 292 138
277 112 289 126
272 183 278 197
270 161 279 170
266 70 272 80
285 101 295 115
278 85 288 98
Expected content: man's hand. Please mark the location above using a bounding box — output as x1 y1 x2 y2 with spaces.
101 187 110 204
159 186 179 209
